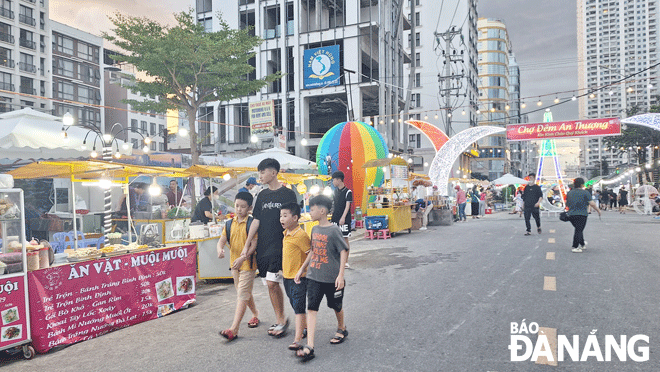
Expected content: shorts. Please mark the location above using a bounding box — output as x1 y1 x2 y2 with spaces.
283 277 307 314
231 269 256 302
256 254 282 279
333 221 352 238
307 278 344 312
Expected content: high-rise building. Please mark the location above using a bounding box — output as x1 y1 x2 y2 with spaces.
475 18 512 180
577 0 658 177
194 0 410 160
51 21 103 130
0 0 51 113
402 0 479 173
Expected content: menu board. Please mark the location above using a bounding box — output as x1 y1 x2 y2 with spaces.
391 165 408 180
28 244 196 353
0 275 29 350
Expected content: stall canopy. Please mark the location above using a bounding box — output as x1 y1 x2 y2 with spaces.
0 108 130 161
362 157 408 168
8 160 189 180
226 148 317 170
491 173 527 185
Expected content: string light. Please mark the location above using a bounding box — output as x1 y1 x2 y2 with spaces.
554 97 559 104
537 99 542 106
521 102 526 108
589 93 596 98
571 96 576 101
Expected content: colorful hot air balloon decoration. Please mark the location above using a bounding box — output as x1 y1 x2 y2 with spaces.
316 121 389 209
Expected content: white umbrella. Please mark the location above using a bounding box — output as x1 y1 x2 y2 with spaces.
226 147 317 170
0 108 130 160
491 173 527 185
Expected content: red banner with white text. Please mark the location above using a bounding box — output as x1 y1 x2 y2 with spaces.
506 118 621 141
0 275 29 350
28 244 196 353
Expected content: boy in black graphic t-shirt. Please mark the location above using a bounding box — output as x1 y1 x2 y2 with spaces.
243 158 297 338
331 171 352 268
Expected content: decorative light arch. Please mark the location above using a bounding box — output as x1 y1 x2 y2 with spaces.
404 120 450 151
621 113 660 130
429 126 506 196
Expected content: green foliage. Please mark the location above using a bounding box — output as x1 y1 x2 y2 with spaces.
104 10 279 114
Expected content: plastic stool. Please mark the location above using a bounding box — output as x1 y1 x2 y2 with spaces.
355 220 364 228
365 230 375 240
376 229 391 239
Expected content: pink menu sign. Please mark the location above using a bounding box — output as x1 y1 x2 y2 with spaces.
0 275 29 350
28 244 197 353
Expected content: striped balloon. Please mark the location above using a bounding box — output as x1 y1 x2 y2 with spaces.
316 121 389 209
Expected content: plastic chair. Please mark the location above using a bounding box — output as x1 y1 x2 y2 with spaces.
376 229 391 239
355 220 364 229
52 232 71 252
69 231 103 249
364 230 375 240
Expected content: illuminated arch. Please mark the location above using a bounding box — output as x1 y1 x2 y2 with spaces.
429 126 506 196
404 120 450 151
621 113 660 130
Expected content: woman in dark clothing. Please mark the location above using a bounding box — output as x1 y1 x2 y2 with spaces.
469 185 480 219
618 186 628 214
191 186 218 224
566 178 601 253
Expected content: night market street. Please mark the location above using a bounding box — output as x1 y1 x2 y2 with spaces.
2 210 659 371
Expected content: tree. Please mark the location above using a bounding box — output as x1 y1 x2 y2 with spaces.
104 10 280 166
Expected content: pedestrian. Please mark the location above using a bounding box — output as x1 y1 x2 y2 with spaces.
468 185 480 219
217 192 259 341
618 186 628 214
191 186 218 224
455 185 467 222
522 173 543 235
280 202 311 351
512 189 524 217
610 189 617 209
239 176 259 195
600 188 609 211
331 171 353 243
565 177 601 253
479 187 486 217
294 195 349 362
242 158 298 337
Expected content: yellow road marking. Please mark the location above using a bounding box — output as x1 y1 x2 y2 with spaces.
549 229 556 233
546 252 555 260
544 276 556 291
548 238 556 244
535 327 558 366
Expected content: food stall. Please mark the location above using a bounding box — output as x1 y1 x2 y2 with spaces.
0 188 34 359
363 157 412 235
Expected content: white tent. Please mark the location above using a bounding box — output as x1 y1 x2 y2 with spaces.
0 108 129 160
226 147 317 170
491 173 527 185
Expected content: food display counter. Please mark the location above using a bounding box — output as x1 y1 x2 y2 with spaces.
363 157 413 235
179 236 229 280
27 244 197 354
112 218 191 244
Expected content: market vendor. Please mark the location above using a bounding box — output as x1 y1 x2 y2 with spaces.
118 182 148 215
191 186 218 224
166 179 184 207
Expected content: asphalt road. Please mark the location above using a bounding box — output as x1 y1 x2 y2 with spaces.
2 210 660 371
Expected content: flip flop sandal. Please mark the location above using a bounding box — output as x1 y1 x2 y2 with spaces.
267 324 277 335
288 342 303 351
330 328 348 344
297 345 315 362
247 317 260 328
271 318 290 338
219 329 238 341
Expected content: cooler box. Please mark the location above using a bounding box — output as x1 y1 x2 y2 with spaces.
365 215 388 230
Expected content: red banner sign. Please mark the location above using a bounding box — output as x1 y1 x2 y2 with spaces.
506 118 621 141
28 244 196 353
0 275 29 350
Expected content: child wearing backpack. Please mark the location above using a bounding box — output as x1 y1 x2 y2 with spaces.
217 192 259 341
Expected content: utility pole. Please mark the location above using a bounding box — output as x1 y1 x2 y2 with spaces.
435 26 464 136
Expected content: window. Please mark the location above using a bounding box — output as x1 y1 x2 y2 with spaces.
54 57 74 77
0 21 11 43
0 71 11 90
78 86 93 104
55 80 73 100
150 142 156 151
0 0 13 20
415 73 421 87
415 32 420 47
412 93 421 107
159 124 164 135
19 5 34 26
19 52 34 72
199 18 212 32
196 0 212 13
416 134 421 148
131 119 137 130
19 28 34 49
141 120 147 132
150 122 156 135
415 12 420 26
131 138 138 149
0 47 11 67
159 142 164 151
54 34 73 54
415 52 420 67
77 42 98 62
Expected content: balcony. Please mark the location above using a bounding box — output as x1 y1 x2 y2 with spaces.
0 32 13 44
0 59 14 68
19 14 36 26
18 62 36 73
0 82 13 91
19 85 35 95
0 7 13 20
19 38 35 49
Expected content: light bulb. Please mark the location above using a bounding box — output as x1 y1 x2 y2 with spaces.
309 185 320 195
103 133 112 142
81 144 87 150
424 162 429 167
122 143 129 150
223 174 231 181
609 90 614 96
537 100 543 106
521 102 527 108
301 138 308 146
554 97 559 104
178 128 189 137
490 107 495 112
589 93 595 98
114 152 121 159
143 146 149 153
98 177 112 189
571 96 576 101
461 110 466 115
504 105 510 111
250 135 259 143
148 180 161 196
323 187 333 196
434 115 438 119
144 137 152 144
424 115 428 120
62 112 74 126
476 109 481 114
448 113 452 117
90 150 98 158
388 153 393 158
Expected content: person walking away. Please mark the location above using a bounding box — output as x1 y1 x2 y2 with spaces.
522 173 543 235
280 202 311 351
242 158 298 337
600 188 609 211
331 171 352 268
565 177 601 253
468 186 480 219
618 186 628 214
217 192 259 341
455 185 467 222
294 195 349 362
610 189 617 209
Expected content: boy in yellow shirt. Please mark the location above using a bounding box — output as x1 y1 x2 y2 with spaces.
280 202 311 351
217 192 259 341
